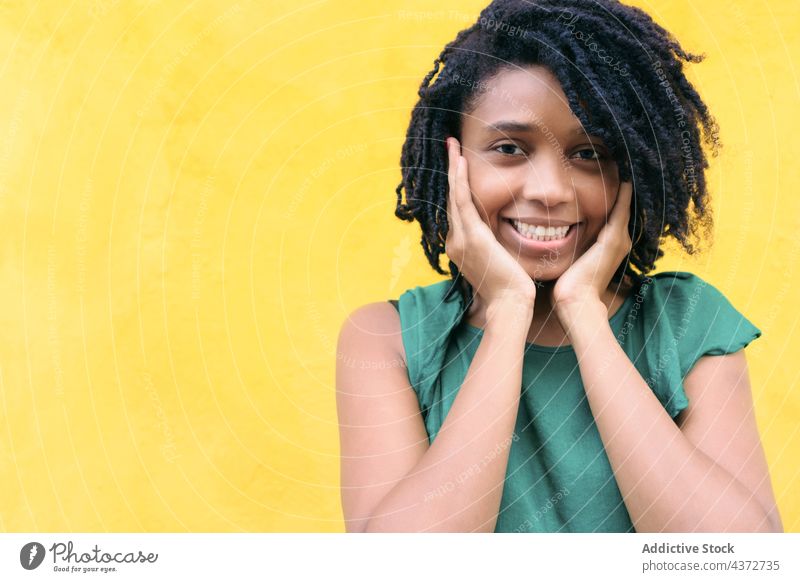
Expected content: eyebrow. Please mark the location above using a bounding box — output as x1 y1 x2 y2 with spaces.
484 121 588 136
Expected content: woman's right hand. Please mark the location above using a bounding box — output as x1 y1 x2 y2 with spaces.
445 137 538 311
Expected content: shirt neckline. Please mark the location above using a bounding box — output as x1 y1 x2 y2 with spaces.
459 280 640 354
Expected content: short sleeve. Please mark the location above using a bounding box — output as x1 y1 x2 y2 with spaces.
635 271 762 418
677 275 762 366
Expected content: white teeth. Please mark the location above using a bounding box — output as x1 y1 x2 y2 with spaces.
511 220 573 241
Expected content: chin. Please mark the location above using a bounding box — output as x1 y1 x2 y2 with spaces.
521 262 569 283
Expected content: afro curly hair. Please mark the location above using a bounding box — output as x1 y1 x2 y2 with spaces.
394 0 720 307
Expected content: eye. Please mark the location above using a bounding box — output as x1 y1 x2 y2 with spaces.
572 146 606 161
494 142 525 156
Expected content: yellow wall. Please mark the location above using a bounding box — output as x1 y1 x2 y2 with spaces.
0 0 797 532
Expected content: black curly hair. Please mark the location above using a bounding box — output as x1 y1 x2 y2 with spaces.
394 0 719 308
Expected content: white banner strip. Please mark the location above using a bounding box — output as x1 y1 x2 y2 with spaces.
1 533 797 581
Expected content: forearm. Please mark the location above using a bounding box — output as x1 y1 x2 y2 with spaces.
560 300 775 532
365 300 532 533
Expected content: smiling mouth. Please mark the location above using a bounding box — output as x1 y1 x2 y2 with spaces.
504 218 581 242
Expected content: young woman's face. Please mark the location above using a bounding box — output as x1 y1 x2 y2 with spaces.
459 65 620 281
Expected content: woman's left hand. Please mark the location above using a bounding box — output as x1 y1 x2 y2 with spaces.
553 181 634 313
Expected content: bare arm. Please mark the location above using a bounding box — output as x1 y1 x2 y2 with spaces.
558 299 782 532
337 137 538 532
336 297 532 532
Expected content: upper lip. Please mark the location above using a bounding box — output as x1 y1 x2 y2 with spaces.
505 217 579 226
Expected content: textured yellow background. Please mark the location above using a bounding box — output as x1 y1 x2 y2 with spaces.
0 0 797 532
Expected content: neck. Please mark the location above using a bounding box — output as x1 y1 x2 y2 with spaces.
463 275 635 347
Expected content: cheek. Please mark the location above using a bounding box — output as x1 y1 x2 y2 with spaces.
573 174 617 219
572 176 618 251
466 160 515 228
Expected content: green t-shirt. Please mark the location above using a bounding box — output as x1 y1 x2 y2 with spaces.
389 271 761 532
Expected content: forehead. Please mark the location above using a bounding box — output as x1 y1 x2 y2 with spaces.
462 65 582 133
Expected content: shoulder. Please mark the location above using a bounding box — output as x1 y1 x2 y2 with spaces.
642 270 712 295
336 280 460 375
641 269 755 321
337 301 406 366
640 270 734 317
394 279 465 330
640 269 761 366
396 279 455 307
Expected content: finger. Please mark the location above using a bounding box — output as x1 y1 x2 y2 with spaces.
611 181 634 253
446 138 462 233
608 180 633 229
454 150 483 227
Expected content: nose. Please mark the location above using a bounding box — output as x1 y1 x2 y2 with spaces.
519 150 574 208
